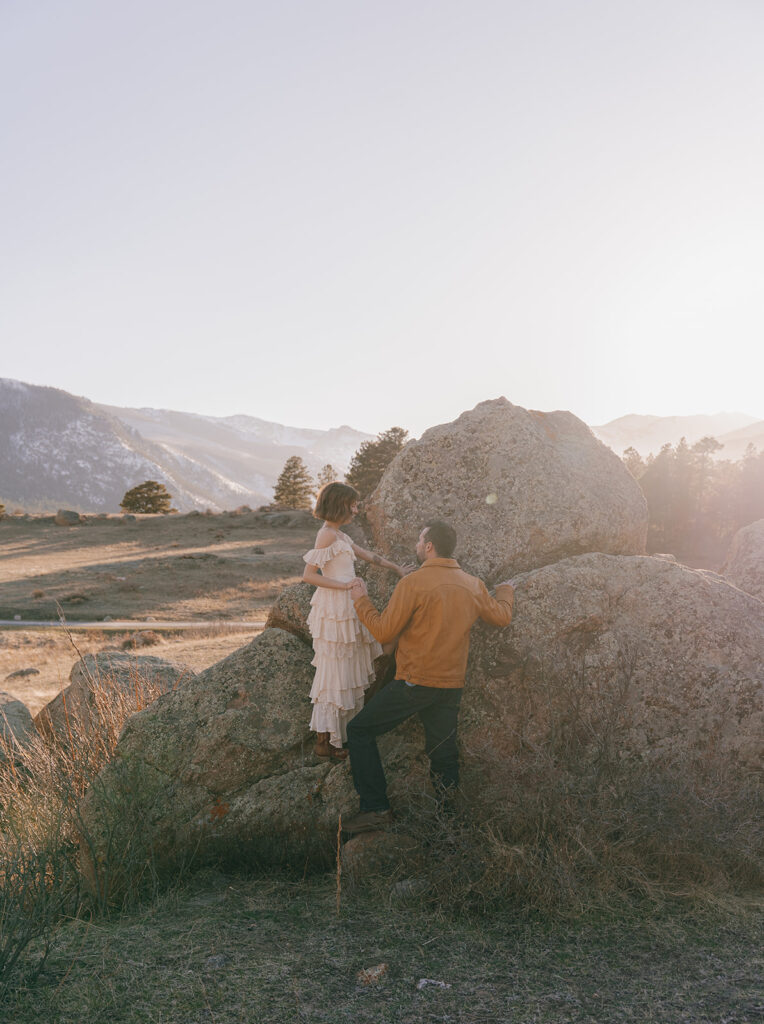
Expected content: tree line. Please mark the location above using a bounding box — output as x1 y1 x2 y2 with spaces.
624 438 764 559
272 427 408 508
109 426 410 514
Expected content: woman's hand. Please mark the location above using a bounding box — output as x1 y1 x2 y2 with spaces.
396 563 417 578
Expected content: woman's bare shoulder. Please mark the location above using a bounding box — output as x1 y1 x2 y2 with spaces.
314 525 340 549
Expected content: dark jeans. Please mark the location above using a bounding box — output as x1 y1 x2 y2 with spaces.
346 680 463 812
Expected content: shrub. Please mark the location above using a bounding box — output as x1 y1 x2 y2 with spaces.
120 481 174 514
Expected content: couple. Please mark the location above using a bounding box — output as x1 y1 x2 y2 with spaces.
302 482 514 835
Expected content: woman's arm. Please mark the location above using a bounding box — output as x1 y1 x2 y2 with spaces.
302 564 354 590
349 541 415 578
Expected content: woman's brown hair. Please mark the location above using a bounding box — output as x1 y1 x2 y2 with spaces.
314 481 360 522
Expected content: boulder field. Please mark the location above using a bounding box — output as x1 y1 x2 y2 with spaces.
79 399 763 882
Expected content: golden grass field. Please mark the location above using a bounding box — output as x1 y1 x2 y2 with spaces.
0 510 316 715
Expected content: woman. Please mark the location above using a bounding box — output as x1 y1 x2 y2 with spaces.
302 481 413 760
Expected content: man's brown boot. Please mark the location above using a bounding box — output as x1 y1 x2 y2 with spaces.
341 809 394 834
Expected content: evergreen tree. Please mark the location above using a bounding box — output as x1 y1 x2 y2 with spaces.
622 447 646 479
317 464 337 489
120 480 174 514
345 426 408 497
273 455 314 509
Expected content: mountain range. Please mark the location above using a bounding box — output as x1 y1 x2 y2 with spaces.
590 412 764 460
0 378 371 513
1 378 761 512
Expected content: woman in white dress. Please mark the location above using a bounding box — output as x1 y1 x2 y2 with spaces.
302 482 414 760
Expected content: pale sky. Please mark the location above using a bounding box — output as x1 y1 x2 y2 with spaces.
2 0 763 436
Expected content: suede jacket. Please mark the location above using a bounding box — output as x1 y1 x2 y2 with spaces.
353 557 514 689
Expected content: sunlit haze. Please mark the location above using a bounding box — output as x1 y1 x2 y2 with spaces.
2 1 762 436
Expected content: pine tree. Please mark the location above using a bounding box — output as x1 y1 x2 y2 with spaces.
317 464 337 489
345 427 408 498
273 456 314 509
120 480 175 514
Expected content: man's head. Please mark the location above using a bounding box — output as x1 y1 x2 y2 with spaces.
416 520 457 562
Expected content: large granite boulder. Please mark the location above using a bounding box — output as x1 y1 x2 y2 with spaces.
721 520 764 601
35 652 192 742
463 553 763 774
364 398 648 582
265 582 314 644
79 628 424 884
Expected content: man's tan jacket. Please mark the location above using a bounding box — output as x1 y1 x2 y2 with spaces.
353 557 514 689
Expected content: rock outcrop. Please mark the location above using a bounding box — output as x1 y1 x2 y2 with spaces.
721 520 764 601
364 398 648 582
35 652 192 742
79 400 763 890
80 629 356 871
81 558 763 881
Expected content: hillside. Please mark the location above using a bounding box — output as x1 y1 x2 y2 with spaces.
0 378 371 512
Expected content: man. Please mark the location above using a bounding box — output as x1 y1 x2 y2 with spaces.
343 520 514 834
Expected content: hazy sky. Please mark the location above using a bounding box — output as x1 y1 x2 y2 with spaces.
2 1 762 436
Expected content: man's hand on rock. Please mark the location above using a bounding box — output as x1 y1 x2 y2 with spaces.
350 578 368 600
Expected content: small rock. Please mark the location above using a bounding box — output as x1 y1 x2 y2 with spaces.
103 615 113 622
204 954 230 969
416 978 451 991
55 509 82 526
13 615 21 621
390 877 429 902
357 963 388 985
6 667 40 679
121 631 161 650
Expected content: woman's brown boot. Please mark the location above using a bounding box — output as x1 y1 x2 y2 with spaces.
314 732 331 759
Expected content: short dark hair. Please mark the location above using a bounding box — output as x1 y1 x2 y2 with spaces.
314 482 359 522
424 520 457 557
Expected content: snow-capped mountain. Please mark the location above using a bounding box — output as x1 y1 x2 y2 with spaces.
0 378 372 512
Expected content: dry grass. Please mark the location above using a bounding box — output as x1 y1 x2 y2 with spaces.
371 652 763 918
0 654 179 993
4 870 763 1023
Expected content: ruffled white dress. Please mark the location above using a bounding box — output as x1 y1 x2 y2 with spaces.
303 531 383 748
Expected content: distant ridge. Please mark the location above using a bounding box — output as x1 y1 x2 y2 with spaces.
591 412 761 458
0 378 372 513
